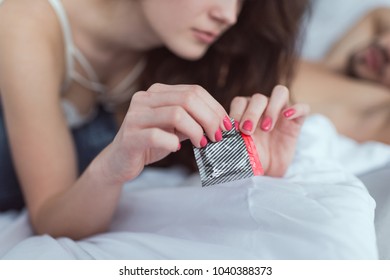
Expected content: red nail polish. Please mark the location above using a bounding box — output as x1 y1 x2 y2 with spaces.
261 117 272 131
215 129 222 142
283 108 296 118
223 116 232 131
177 143 181 151
242 120 253 131
200 136 208 148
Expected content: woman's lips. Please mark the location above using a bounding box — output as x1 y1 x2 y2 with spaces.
192 29 218 44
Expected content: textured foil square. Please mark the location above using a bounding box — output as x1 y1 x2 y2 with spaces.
193 119 263 187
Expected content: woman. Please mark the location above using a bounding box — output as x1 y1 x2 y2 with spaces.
0 0 309 239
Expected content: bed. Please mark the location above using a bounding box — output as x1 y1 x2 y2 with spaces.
1 0 390 260
0 114 388 260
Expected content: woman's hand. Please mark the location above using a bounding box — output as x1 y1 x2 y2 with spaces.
97 83 230 184
230 85 310 177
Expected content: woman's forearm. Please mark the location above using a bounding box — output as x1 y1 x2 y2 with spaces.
31 146 126 240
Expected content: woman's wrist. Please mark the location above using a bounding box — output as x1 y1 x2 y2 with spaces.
87 143 140 188
87 146 124 188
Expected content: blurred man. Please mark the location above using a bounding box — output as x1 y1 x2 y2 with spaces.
292 8 390 144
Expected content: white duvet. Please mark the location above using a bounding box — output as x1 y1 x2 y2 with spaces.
1 115 388 260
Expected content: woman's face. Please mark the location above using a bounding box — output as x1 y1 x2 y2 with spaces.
348 32 390 87
139 0 244 60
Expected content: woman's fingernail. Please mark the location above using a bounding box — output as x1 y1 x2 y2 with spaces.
283 108 296 118
261 117 272 131
200 136 208 148
177 143 181 151
215 129 222 142
223 116 232 131
242 120 253 131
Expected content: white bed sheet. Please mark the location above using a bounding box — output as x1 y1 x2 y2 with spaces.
0 115 384 260
360 167 390 260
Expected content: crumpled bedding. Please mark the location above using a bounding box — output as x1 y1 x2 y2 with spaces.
1 115 387 260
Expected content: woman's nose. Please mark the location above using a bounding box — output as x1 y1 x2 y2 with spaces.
209 0 240 26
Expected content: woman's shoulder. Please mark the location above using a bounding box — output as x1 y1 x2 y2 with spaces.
0 0 67 91
0 0 65 57
0 0 59 33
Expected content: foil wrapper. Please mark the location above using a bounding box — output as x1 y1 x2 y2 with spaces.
193 118 263 187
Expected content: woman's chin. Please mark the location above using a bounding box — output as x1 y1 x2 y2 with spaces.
173 46 209 61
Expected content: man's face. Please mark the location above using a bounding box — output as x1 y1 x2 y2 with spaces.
348 32 390 87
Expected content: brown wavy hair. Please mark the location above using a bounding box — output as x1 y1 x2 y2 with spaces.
140 0 310 172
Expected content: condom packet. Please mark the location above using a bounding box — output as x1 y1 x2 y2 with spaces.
193 118 264 187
